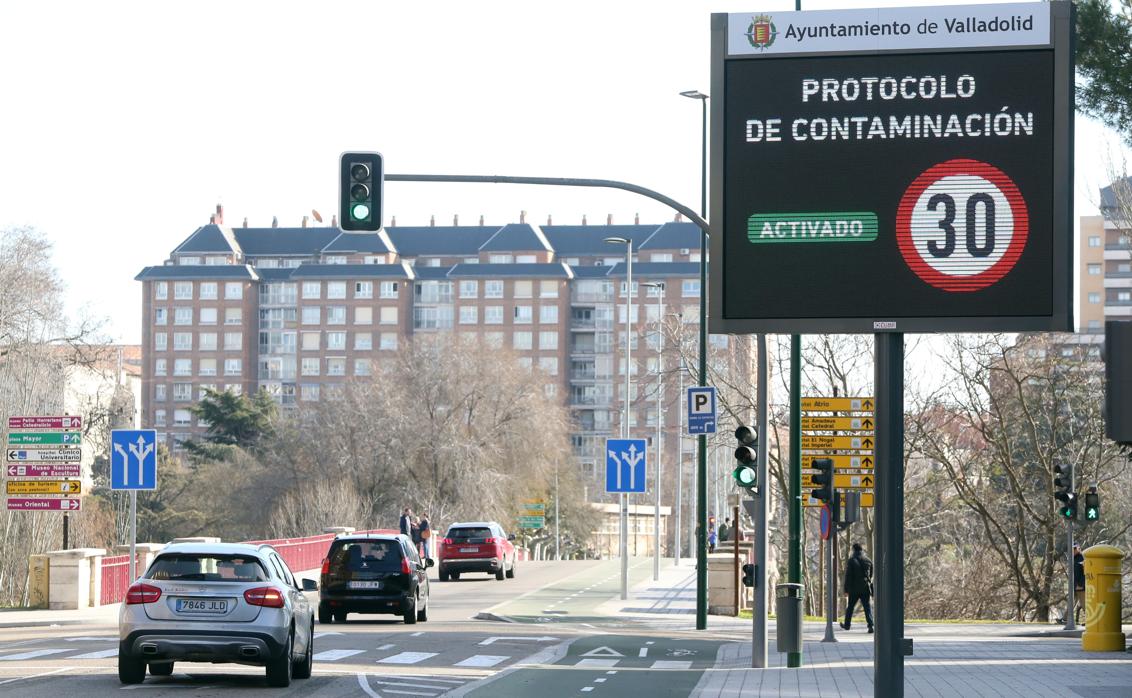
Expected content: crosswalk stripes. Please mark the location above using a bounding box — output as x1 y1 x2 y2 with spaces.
312 649 365 661
650 660 693 670
70 648 119 660
358 673 479 698
377 651 439 664
568 659 697 670
0 649 67 661
453 654 508 668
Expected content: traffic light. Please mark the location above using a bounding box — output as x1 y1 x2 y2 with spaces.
1053 464 1076 520
810 458 833 504
732 425 758 492
741 563 756 588
340 151 383 231
1084 486 1100 522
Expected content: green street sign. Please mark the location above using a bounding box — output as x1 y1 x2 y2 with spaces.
7 433 81 446
518 516 545 529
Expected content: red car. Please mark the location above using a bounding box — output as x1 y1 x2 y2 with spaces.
437 522 516 581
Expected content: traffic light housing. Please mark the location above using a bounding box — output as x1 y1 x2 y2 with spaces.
741 563 756 588
733 425 758 492
340 151 383 231
1053 464 1076 520
810 458 833 504
1084 486 1100 522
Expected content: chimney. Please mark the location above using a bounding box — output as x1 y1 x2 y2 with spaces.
271 216 278 228
391 215 396 227
675 212 683 222
215 204 224 225
331 214 338 227
430 215 435 226
453 214 459 226
302 216 309 228
547 214 553 225
209 214 216 224
242 217 248 228
607 214 613 225
479 215 484 226
582 214 587 226
520 210 527 224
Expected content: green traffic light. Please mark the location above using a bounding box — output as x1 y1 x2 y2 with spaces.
1086 508 1098 520
733 465 756 487
351 202 371 221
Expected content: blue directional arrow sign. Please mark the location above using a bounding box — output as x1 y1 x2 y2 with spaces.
606 438 647 493
687 386 717 435
110 429 157 491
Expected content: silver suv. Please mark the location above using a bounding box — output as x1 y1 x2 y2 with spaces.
118 542 316 687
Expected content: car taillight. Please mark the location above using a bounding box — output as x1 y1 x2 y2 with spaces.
243 587 285 608
320 557 330 575
485 537 497 544
125 583 161 605
442 538 452 545
401 556 412 575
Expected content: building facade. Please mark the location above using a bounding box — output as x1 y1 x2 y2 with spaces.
1078 176 1132 333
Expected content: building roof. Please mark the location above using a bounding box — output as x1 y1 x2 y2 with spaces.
134 265 259 281
542 225 655 255
172 224 237 255
1100 176 1132 213
385 226 497 257
413 265 455 280
446 263 572 278
233 227 341 256
289 263 414 279
322 231 395 254
638 222 701 250
256 268 297 281
605 262 700 278
569 265 618 278
479 223 553 252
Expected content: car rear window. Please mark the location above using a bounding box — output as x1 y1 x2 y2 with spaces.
447 527 492 541
148 554 269 582
327 539 403 574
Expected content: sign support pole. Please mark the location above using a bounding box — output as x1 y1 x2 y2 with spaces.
823 512 837 642
129 490 137 582
875 333 905 697
62 513 69 550
752 333 769 668
1064 517 1075 630
788 334 802 668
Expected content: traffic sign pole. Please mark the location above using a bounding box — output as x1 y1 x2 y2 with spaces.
129 490 137 583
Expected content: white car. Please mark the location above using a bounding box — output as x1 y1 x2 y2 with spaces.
118 542 316 687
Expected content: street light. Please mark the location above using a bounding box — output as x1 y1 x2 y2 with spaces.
643 282 665 581
680 88 710 630
604 235 633 600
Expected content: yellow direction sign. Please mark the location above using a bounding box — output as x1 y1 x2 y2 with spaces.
802 454 874 469
5 480 81 496
801 434 875 451
835 472 875 489
804 492 874 508
801 397 874 412
801 416 875 432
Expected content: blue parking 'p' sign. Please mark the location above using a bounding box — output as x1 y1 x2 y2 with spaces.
606 438 647 493
110 429 157 491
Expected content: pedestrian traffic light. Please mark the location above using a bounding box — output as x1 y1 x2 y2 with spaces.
741 563 756 588
1053 464 1076 519
1084 486 1100 521
732 425 758 493
339 151 383 231
810 458 833 504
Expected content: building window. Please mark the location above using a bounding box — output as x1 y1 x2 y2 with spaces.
155 384 167 401
459 306 478 324
154 333 167 351
173 383 193 401
539 331 558 350
302 282 321 299
301 357 320 376
1088 292 1101 304
354 332 373 350
517 255 537 264
485 306 504 324
225 282 243 300
327 358 346 376
540 280 559 298
459 280 478 299
379 332 398 351
539 357 558 376
302 307 321 325
1088 319 1102 330
379 281 399 299
199 282 218 300
199 358 217 376
485 280 504 298
200 333 219 351
301 331 319 351
174 282 193 300
1088 236 1101 248
197 308 216 325
1119 291 1132 302
354 359 372 376
354 281 373 299
514 332 533 350
327 332 346 350
225 307 242 325
514 306 533 324
155 359 167 376
327 306 346 325
325 255 348 265
224 359 242 376
364 255 385 265
224 332 242 350
414 281 454 304
647 282 666 297
1088 264 1102 275
174 333 192 351
514 281 533 298
412 306 453 330
174 307 192 325
540 305 559 324
301 384 320 401
618 281 640 297
489 254 513 264
154 409 166 426
380 307 398 325
355 307 372 324
327 282 347 299
682 280 701 297
154 308 167 325
155 282 168 300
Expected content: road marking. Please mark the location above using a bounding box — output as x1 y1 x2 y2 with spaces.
357 673 381 698
652 660 693 670
581 688 595 693
638 648 648 657
378 643 396 650
454 655 508 668
577 658 619 667
313 649 365 661
479 636 557 646
410 631 424 637
0 649 67 660
606 671 617 674
378 651 438 664
580 646 624 657
64 636 116 642
314 632 343 639
595 678 607 683
71 648 118 659
645 641 655 645
0 667 74 685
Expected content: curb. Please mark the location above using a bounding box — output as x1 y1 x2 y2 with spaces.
0 619 86 629
473 611 517 623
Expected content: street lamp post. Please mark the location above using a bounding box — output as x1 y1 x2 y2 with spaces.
644 282 665 581
605 236 633 601
680 88 710 630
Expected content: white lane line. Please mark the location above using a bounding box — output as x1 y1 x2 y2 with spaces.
410 631 424 637
606 670 618 674
576 658 619 668
378 651 438 664
377 643 396 650
651 660 693 670
314 632 343 639
380 690 443 697
357 673 382 698
0 666 74 685
638 648 648 657
595 678 607 683
313 649 365 661
64 636 116 642
71 648 118 659
645 641 655 645
0 649 67 660
453 655 508 668
581 688 595 693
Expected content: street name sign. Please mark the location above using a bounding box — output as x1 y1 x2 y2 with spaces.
6 464 81 478
7 433 82 446
518 516 546 529
710 2 1073 334
6 498 81 511
6 448 82 463
6 480 81 496
802 454 873 469
801 416 875 431
801 435 875 451
801 397 874 412
605 438 647 494
111 430 157 491
8 416 82 431
806 492 874 508
687 387 718 435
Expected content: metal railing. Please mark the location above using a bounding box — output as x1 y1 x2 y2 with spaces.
100 553 139 606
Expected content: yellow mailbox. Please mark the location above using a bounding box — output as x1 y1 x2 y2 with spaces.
1081 545 1126 652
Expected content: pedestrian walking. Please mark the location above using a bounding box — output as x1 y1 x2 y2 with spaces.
718 518 731 543
708 525 717 553
1073 545 1085 623
840 541 875 633
419 513 433 559
399 507 412 537
410 516 422 553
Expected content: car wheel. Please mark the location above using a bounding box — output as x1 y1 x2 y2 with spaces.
333 610 348 623
292 625 313 679
506 558 516 579
265 630 293 687
118 652 146 685
450 572 460 581
495 567 505 581
404 596 418 625
318 603 332 624
148 661 174 676
416 594 429 622
439 568 450 582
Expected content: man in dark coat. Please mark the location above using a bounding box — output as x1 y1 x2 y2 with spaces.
841 542 874 633
399 507 412 537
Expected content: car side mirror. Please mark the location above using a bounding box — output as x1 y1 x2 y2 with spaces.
508 534 516 541
425 558 435 568
301 578 318 592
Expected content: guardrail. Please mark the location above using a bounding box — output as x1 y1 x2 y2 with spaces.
100 553 138 606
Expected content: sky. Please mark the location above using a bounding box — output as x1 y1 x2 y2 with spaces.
0 0 1127 345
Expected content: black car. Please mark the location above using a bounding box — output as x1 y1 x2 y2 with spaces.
318 534 432 624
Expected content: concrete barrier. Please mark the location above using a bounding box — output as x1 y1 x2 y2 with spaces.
45 548 106 610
